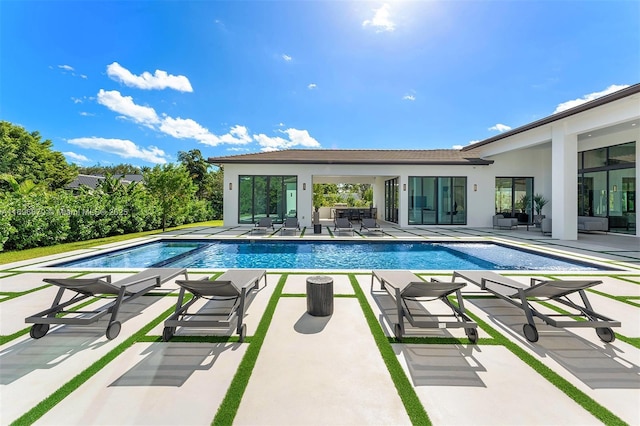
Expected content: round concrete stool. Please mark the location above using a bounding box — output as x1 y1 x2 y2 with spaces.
306 275 334 316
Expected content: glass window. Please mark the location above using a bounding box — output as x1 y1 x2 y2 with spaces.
238 175 297 224
408 177 465 225
578 141 636 233
582 171 607 217
583 148 607 169
495 177 534 222
608 141 636 166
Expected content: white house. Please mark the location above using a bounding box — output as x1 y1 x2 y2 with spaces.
209 84 639 240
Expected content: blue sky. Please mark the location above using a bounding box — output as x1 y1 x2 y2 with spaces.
1 0 638 166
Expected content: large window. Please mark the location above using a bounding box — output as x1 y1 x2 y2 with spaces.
495 177 534 223
408 177 466 225
578 141 636 234
238 175 297 224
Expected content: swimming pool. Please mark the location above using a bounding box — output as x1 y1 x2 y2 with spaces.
53 240 607 271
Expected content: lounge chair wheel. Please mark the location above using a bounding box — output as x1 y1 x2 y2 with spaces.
162 326 176 342
106 321 121 340
523 324 539 342
30 323 49 339
239 323 247 343
596 327 615 343
465 327 478 343
394 323 403 342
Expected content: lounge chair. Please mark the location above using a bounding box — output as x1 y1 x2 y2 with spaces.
452 270 621 343
163 269 267 342
252 217 274 234
360 218 383 234
334 217 354 236
280 217 300 235
371 270 478 342
26 268 188 340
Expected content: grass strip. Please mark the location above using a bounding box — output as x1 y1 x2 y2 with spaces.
615 335 640 348
10 300 181 426
464 309 628 426
212 274 286 426
388 336 498 345
0 328 31 346
0 284 51 303
280 293 356 298
138 335 243 344
348 274 431 426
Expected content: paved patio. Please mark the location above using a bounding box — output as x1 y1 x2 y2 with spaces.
0 225 638 425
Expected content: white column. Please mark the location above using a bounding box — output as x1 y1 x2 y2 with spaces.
551 124 578 240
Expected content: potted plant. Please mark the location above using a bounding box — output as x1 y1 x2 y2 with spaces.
533 194 548 226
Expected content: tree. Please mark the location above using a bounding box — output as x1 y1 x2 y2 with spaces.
143 164 196 231
0 121 77 191
178 149 210 199
78 164 142 176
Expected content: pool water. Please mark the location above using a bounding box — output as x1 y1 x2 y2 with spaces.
54 240 605 271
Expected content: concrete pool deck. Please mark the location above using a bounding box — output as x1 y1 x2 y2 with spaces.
0 225 638 425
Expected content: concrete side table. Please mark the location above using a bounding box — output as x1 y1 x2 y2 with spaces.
306 275 334 316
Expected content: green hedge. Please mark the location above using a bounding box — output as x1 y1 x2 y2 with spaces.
0 189 214 251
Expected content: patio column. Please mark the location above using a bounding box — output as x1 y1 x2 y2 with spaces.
551 124 578 240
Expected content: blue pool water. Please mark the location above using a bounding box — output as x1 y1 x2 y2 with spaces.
54 240 606 271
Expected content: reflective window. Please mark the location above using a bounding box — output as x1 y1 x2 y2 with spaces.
238 175 297 224
408 177 466 225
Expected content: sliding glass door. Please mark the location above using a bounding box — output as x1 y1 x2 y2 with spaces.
408 177 466 225
238 175 297 224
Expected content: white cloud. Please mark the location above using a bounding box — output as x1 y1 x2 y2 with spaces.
452 145 463 150
58 64 74 71
403 95 415 101
67 137 169 164
553 84 630 113
159 118 252 146
253 128 321 152
363 4 396 32
79 112 94 116
106 62 193 92
63 152 90 163
71 97 83 104
97 89 160 127
308 83 317 90
489 123 512 132
282 54 292 62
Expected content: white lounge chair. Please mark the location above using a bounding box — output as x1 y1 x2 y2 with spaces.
163 269 267 342
372 270 478 342
453 270 620 342
26 268 188 340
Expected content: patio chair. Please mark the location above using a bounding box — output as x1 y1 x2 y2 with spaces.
252 217 274 234
360 218 383 234
280 217 300 235
452 270 620 343
334 217 354 236
163 269 267 342
493 214 518 230
26 268 188 340
371 270 478 342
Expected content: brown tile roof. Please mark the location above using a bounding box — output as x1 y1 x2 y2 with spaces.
208 149 493 166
